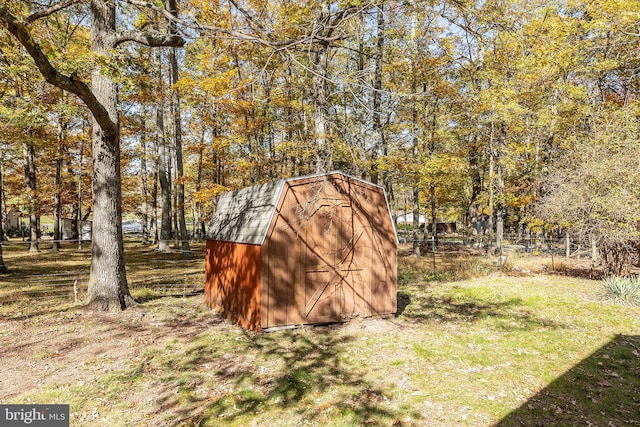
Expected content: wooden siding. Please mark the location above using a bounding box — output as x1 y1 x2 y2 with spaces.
205 240 262 331
261 173 397 329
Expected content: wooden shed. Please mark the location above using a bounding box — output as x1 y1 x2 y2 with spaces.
205 171 397 332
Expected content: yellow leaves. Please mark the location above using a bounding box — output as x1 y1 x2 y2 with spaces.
525 217 546 233
199 70 240 97
272 2 312 30
193 185 228 204
506 193 535 210
590 59 621 75
133 13 151 30
584 0 640 25
420 152 462 180
233 158 257 177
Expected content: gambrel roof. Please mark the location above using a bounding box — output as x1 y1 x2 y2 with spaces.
206 171 397 246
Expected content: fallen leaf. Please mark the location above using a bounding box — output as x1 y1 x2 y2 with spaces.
597 379 612 387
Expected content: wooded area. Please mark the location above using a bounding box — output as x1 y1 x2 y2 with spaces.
1 0 639 310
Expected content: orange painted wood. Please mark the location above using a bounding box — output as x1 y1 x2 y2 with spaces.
205 240 262 331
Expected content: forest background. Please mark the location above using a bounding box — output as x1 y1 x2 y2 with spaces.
1 0 639 308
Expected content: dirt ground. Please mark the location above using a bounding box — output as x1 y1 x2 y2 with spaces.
0 296 403 425
0 299 216 407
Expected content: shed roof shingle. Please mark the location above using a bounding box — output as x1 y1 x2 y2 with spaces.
205 180 283 245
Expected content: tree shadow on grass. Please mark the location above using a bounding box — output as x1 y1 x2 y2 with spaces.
0 300 80 321
153 329 411 426
133 289 204 303
496 334 640 426
396 291 411 317
396 290 566 331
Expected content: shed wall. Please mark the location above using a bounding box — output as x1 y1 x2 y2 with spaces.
205 240 262 331
261 174 397 329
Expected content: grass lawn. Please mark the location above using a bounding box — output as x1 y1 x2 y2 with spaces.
1 239 639 426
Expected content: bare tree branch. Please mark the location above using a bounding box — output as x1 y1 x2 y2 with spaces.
26 0 83 23
0 6 117 138
227 0 265 31
121 0 366 50
114 29 184 47
123 0 287 46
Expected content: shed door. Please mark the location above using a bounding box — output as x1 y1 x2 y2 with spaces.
303 199 364 323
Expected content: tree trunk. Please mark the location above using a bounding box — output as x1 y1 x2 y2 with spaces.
312 4 331 174
409 7 420 257
412 186 421 257
488 121 495 250
1 162 6 241
23 141 39 252
52 90 65 253
467 133 481 240
140 110 150 245
77 139 85 251
151 162 159 245
495 123 506 251
410 84 420 256
156 48 171 252
67 159 79 242
172 145 178 247
194 133 205 241
157 108 171 252
68 125 83 243
84 0 132 311
370 1 384 185
426 96 438 245
430 185 437 244
591 234 598 262
0 161 8 273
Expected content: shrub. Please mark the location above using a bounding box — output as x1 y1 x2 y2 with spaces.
600 276 640 306
600 239 640 277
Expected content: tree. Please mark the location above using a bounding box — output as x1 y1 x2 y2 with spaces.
369 1 385 185
22 138 39 252
0 1 184 311
139 109 151 245
168 0 191 257
539 105 640 276
155 46 172 253
0 157 8 273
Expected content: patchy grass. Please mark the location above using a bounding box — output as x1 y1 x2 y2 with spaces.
0 238 206 318
1 241 639 426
